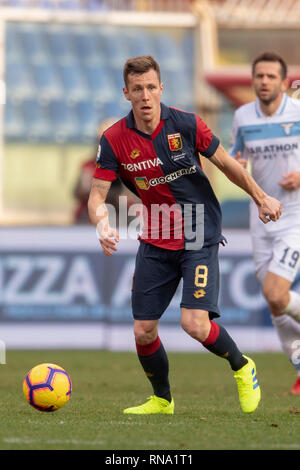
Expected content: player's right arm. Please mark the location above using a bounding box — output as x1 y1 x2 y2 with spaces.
88 129 121 256
88 178 119 256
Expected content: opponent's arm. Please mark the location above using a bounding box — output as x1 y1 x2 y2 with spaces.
209 144 282 224
279 172 300 191
88 178 119 256
229 112 248 168
234 151 248 169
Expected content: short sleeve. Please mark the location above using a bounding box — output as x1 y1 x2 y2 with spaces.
195 115 220 158
93 134 119 181
229 112 245 157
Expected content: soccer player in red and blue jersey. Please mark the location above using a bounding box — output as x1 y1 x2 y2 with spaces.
88 55 282 415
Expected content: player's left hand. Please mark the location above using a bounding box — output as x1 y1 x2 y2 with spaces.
279 172 300 191
258 195 282 224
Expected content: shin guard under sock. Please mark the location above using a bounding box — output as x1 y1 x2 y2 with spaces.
202 321 247 371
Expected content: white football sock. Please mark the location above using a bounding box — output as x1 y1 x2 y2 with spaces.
271 314 300 373
283 290 300 322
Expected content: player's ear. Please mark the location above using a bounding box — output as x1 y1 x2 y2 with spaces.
282 77 289 92
123 87 130 101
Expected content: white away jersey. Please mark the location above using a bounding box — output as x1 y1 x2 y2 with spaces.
230 94 300 232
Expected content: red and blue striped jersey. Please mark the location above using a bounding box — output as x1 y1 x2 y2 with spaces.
94 103 222 250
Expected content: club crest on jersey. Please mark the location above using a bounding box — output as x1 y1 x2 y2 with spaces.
130 149 141 159
168 133 183 152
135 176 150 190
280 123 295 135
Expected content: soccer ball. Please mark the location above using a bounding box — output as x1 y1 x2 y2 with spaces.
23 363 72 412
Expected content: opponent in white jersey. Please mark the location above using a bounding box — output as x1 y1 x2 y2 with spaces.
230 52 300 394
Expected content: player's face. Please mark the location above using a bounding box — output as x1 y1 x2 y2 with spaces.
252 61 288 105
123 69 163 129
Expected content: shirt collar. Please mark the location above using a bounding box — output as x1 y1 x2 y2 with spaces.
255 93 288 118
126 102 170 129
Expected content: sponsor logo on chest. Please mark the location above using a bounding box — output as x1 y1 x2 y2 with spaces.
135 165 197 190
121 157 163 172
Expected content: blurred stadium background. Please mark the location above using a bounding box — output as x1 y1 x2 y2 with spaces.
0 0 300 352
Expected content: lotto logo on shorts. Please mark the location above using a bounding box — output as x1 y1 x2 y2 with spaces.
193 289 206 298
168 133 183 151
135 176 150 190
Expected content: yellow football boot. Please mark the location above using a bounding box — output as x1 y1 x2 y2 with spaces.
234 355 261 413
123 395 174 415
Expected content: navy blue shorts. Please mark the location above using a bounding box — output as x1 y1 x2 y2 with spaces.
131 241 220 320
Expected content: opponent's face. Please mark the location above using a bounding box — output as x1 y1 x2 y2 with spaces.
123 69 163 128
252 61 288 105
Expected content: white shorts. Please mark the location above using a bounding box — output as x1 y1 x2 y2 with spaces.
251 231 300 284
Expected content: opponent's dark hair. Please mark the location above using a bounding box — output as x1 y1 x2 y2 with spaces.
252 52 287 80
123 55 161 87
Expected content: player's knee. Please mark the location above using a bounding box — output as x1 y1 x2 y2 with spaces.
262 286 287 312
133 321 157 345
180 315 210 342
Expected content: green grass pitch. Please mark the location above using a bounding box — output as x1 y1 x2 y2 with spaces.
1 350 299 450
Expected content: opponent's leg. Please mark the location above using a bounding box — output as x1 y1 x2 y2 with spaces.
283 291 300 323
263 272 300 393
261 237 300 322
262 272 292 317
252 231 300 392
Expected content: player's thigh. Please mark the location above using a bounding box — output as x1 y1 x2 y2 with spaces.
132 242 181 320
180 244 220 319
251 233 273 283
